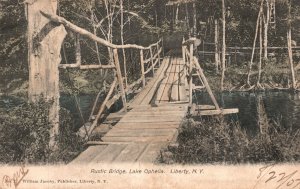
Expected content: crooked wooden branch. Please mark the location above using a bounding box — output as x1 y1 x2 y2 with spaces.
58 64 115 69
40 11 160 50
88 78 117 137
192 57 220 110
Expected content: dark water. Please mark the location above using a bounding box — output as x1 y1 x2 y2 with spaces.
60 95 122 128
59 95 96 127
195 91 300 135
1 91 300 133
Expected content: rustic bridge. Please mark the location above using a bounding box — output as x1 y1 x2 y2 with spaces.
38 12 238 164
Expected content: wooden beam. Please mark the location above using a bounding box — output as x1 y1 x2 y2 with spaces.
86 141 130 146
193 57 220 110
196 108 239 116
88 78 117 136
196 105 216 110
189 44 193 105
190 104 216 113
75 34 81 65
79 65 115 69
157 45 161 66
113 49 127 112
150 47 155 75
40 11 159 50
58 64 115 69
140 50 146 87
144 58 160 75
105 77 143 109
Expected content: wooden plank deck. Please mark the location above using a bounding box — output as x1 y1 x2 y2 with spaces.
156 57 187 103
71 56 189 164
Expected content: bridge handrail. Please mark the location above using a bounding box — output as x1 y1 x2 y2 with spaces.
41 11 164 137
41 11 161 50
42 11 162 87
182 37 220 109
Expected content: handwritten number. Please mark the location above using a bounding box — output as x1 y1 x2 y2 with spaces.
266 171 277 183
276 171 298 189
278 173 286 182
257 164 275 179
291 179 300 189
287 179 295 187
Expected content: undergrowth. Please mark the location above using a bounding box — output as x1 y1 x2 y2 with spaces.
0 100 84 164
160 117 300 164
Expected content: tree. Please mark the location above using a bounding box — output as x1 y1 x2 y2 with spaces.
220 0 226 91
246 0 264 88
26 0 67 149
287 0 296 89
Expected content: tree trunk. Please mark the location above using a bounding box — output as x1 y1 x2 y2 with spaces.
263 0 270 60
175 4 179 26
247 0 264 86
104 0 114 63
287 0 296 89
89 6 102 66
193 2 197 36
185 3 190 37
257 16 263 85
221 0 226 91
26 0 67 149
215 19 220 73
120 0 127 88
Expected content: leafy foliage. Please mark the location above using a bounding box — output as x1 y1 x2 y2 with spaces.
0 100 51 164
161 117 300 164
49 108 85 164
0 100 84 164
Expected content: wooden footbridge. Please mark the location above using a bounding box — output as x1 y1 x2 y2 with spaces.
41 13 238 164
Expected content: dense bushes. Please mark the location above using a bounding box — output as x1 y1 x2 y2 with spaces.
0 100 84 164
0 100 51 164
49 107 85 164
161 117 300 164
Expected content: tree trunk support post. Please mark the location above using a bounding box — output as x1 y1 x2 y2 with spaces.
26 0 67 149
157 42 161 66
113 49 127 112
221 0 226 91
182 40 186 73
287 0 296 89
193 2 197 36
193 58 220 110
182 38 188 87
75 34 81 65
140 49 146 87
150 47 155 76
189 43 194 105
214 19 219 73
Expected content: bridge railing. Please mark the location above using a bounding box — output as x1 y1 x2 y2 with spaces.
42 12 163 137
182 37 220 110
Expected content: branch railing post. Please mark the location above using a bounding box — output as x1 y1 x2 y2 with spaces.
157 41 161 66
113 48 127 112
162 37 165 57
122 49 128 89
189 43 194 105
182 40 187 87
88 78 117 137
140 49 146 87
150 46 155 76
75 33 81 66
